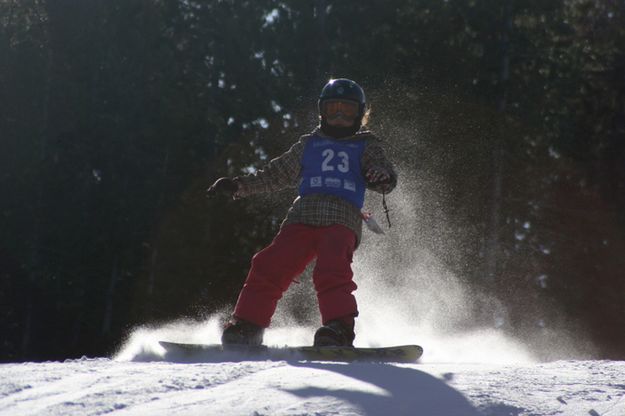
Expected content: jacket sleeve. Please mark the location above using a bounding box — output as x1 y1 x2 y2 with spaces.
361 133 398 194
234 136 307 198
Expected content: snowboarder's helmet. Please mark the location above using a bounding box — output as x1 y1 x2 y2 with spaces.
318 78 366 119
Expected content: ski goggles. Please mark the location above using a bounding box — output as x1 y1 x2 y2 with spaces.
321 99 360 119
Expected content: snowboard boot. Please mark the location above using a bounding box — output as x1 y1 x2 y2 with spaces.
313 319 355 347
221 318 264 346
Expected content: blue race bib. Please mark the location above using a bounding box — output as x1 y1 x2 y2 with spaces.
299 135 367 209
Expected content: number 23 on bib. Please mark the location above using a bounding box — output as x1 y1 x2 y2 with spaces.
299 136 367 209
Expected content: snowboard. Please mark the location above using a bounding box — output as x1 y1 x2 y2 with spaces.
159 341 423 363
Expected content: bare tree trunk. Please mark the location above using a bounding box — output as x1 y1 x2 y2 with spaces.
483 0 512 328
23 8 53 356
146 146 170 318
147 248 159 298
102 256 119 335
314 0 329 77
21 300 33 355
484 0 512 283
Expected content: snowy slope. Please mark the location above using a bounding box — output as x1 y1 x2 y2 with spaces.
3 264 622 416
2 316 624 416
1 356 624 416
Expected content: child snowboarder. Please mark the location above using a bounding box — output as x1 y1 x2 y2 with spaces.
207 78 397 347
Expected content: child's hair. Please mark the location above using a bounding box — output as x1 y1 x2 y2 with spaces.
361 106 371 127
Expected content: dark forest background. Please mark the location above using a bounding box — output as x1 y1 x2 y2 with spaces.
1 0 624 362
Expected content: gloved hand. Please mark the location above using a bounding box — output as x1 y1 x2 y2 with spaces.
207 177 239 198
365 167 392 185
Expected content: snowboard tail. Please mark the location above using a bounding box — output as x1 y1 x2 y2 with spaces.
159 341 423 363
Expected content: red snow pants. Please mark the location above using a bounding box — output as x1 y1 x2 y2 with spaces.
233 223 358 328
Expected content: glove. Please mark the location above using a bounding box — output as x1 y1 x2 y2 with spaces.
207 177 239 198
365 167 392 185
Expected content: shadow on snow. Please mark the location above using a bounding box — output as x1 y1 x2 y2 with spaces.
282 361 482 416
136 348 521 415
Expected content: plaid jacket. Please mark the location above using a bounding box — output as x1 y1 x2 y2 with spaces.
235 128 397 246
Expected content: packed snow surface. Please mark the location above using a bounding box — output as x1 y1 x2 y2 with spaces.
1 333 624 416
1 356 624 415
